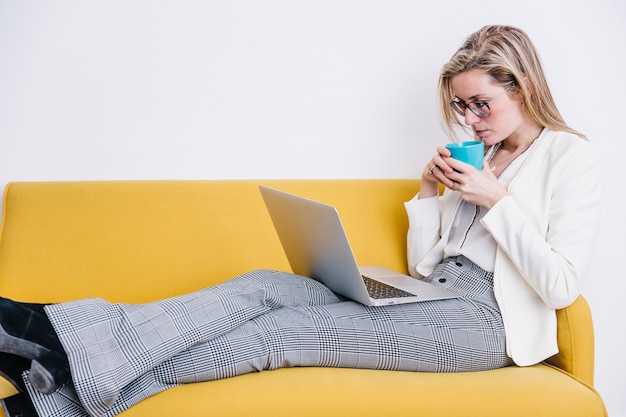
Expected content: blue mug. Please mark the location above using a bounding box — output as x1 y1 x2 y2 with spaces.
445 141 485 170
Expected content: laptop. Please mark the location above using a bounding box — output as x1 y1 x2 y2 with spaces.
259 186 459 306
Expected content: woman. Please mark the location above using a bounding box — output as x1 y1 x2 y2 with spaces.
0 25 602 417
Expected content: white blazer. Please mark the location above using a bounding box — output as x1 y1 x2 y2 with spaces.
405 128 603 366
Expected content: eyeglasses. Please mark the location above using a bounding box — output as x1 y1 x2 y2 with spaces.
450 88 509 118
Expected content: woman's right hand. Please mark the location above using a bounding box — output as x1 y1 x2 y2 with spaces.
420 146 454 198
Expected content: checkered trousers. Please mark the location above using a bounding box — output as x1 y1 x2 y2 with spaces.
27 258 511 417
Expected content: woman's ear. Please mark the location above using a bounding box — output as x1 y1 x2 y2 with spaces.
521 76 533 99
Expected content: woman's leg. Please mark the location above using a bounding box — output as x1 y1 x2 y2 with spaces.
29 258 511 417
42 270 340 417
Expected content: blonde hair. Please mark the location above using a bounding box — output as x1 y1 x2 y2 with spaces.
439 25 586 140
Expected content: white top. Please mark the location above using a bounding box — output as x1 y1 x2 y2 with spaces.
442 141 536 272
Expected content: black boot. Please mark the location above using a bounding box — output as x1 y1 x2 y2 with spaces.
0 297 70 394
29 350 71 395
0 297 63 360
0 392 38 417
20 303 48 318
0 352 30 392
0 303 52 392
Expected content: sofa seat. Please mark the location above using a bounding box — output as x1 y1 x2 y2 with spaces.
117 365 605 417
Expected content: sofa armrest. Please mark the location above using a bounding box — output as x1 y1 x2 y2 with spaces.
545 295 595 386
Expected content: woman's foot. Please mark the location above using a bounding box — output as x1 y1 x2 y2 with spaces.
0 297 71 394
0 392 38 417
29 350 71 395
0 353 30 392
0 303 52 393
0 298 62 360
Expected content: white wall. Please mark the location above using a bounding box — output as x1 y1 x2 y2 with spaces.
1 1 624 415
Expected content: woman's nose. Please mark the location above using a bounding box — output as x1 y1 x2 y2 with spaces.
464 108 481 125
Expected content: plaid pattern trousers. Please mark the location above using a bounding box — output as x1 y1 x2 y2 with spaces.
25 258 511 417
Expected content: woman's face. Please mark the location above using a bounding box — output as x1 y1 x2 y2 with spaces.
450 70 534 147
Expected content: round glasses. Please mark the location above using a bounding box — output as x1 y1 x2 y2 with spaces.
450 88 509 118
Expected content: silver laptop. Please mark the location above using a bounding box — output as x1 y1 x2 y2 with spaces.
259 186 458 306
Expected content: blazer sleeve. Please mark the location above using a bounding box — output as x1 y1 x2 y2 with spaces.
404 194 442 278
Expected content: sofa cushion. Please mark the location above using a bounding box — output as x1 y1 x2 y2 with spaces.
117 365 606 417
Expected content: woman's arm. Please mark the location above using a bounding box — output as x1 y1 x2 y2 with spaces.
482 142 603 309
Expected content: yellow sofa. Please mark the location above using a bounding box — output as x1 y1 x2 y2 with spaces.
0 180 607 416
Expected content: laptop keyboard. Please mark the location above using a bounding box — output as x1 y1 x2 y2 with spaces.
362 276 415 299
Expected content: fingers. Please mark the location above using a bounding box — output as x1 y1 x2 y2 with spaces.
437 145 452 158
429 162 456 190
425 146 461 190
430 147 453 174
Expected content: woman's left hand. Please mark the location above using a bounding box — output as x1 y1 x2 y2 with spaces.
443 157 509 209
